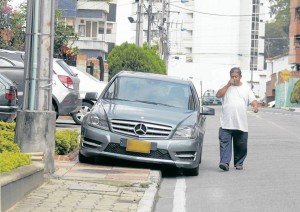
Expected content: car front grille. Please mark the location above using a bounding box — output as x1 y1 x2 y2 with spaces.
104 143 172 160
110 119 172 139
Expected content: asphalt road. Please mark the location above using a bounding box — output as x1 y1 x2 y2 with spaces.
56 116 81 131
155 106 300 212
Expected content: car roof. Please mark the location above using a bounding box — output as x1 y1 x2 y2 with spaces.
0 49 25 63
117 71 192 85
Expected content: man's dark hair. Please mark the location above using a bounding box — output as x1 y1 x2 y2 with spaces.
230 67 242 77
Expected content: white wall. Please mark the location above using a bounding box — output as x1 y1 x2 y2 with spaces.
266 56 294 81
116 0 136 45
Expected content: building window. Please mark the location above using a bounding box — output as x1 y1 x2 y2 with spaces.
295 35 300 47
107 23 113 34
98 21 105 34
80 21 98 38
79 25 85 37
92 22 97 37
296 7 300 20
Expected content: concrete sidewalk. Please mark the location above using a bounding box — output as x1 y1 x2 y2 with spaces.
7 160 161 212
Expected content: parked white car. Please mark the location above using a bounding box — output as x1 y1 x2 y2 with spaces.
69 66 107 124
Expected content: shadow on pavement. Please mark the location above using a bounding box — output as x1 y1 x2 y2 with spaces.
82 155 182 178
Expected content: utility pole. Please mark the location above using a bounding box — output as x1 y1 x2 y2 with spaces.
163 0 170 72
136 0 144 46
15 0 56 174
159 0 166 59
147 0 153 47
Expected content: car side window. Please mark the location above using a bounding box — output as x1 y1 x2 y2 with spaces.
189 84 199 110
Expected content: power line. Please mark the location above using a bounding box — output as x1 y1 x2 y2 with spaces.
170 3 269 17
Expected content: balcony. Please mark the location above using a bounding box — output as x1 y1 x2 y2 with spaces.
182 21 193 31
77 0 109 13
74 38 108 52
182 36 193 48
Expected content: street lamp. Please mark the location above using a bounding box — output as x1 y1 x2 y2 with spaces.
128 17 135 23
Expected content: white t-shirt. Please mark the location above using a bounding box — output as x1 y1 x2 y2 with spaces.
220 83 256 132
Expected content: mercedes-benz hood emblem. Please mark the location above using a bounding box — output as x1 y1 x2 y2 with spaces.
134 123 147 136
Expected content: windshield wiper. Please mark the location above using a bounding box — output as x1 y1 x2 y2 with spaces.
135 100 173 107
106 98 134 102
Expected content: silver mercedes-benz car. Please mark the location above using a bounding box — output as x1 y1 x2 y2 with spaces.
79 71 214 176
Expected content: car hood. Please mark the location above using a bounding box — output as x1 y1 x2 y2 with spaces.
101 99 196 127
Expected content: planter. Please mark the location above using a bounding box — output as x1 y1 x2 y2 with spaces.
54 147 79 161
0 162 44 211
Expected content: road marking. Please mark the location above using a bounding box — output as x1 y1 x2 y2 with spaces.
172 177 186 212
248 111 300 140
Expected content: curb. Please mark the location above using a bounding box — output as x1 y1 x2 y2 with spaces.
0 162 44 212
137 170 162 212
54 148 79 161
281 107 300 112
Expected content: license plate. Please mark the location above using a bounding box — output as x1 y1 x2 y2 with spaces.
213 101 218 104
126 140 151 154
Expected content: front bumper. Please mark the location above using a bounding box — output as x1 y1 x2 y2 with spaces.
80 123 202 169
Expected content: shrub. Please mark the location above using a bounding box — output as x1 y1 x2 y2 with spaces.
0 140 21 153
0 121 16 132
55 130 80 155
0 130 15 143
0 152 31 173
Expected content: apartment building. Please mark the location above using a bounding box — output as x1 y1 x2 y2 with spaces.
56 0 117 59
117 0 266 95
168 0 266 94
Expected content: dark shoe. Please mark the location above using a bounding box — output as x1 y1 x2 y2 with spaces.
219 163 229 171
235 165 243 170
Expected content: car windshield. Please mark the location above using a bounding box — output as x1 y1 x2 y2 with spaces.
103 76 192 109
203 90 217 97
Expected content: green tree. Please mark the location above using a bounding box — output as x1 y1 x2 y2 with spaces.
265 0 290 58
291 79 300 103
9 2 26 50
107 42 166 79
0 0 12 49
265 21 289 58
54 11 79 57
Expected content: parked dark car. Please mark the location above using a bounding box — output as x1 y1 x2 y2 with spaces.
0 73 18 122
79 71 215 176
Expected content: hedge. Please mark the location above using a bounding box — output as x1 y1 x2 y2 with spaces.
0 121 80 173
55 130 80 155
0 152 31 173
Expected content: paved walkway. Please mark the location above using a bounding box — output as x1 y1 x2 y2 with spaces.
7 160 161 212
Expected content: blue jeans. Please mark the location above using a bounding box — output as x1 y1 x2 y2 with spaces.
219 127 248 166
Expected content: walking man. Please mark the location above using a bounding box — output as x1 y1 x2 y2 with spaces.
216 67 258 171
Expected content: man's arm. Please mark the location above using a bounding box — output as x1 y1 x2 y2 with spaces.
216 81 232 98
250 100 258 113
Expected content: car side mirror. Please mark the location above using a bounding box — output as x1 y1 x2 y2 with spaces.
85 92 98 101
200 106 215 115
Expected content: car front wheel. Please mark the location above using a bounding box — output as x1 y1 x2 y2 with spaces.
183 165 199 176
71 102 93 125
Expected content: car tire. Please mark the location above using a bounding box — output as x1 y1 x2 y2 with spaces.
183 165 199 176
78 151 94 164
52 103 59 120
71 102 93 125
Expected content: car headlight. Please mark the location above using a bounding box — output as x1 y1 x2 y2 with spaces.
86 104 109 130
173 126 197 139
